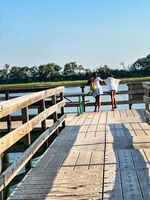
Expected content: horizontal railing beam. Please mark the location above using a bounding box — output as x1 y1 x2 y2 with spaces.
0 86 64 119
65 100 143 107
0 100 65 154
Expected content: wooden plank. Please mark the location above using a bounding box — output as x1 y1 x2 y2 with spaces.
99 112 107 124
74 151 91 170
8 109 150 200
0 86 64 118
83 112 94 125
0 115 66 191
0 100 65 154
139 122 150 130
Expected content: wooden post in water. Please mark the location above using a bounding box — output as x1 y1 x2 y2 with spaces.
21 107 32 172
80 86 86 112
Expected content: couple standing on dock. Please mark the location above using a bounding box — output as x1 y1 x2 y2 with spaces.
88 72 120 112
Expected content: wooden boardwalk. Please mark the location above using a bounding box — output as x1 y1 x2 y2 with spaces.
9 110 150 200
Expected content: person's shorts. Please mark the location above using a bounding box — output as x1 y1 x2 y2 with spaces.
92 88 103 97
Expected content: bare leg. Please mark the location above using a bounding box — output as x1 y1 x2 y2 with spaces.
110 91 114 110
97 95 101 112
113 91 117 109
94 97 97 112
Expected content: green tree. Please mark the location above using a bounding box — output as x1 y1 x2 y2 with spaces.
63 62 79 76
38 63 62 81
130 54 150 73
0 64 10 83
97 65 113 78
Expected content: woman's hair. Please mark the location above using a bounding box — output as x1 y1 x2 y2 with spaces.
92 72 98 78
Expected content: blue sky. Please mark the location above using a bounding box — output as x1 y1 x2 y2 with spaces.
0 0 150 69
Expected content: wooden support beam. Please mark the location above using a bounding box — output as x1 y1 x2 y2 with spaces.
21 107 32 172
80 86 86 112
60 92 65 128
38 100 47 130
52 95 59 135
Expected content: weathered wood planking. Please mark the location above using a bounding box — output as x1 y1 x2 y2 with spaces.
9 110 150 200
0 115 66 192
0 100 65 154
0 86 64 119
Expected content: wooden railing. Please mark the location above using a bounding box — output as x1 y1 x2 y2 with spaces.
143 82 150 124
0 82 146 114
0 86 65 199
64 82 145 112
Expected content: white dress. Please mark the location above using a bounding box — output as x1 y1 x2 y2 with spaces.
104 77 120 92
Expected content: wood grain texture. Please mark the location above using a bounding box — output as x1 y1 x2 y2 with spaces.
0 86 64 118
8 110 150 200
0 100 65 155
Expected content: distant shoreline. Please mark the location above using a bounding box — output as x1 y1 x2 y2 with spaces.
0 76 150 88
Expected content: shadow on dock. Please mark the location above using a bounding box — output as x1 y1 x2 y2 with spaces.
9 113 150 200
106 123 149 200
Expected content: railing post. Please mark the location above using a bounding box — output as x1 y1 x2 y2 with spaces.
21 107 32 172
145 89 149 112
38 99 48 149
0 90 11 199
52 95 59 135
80 86 86 112
60 92 65 128
5 91 12 132
143 82 150 124
38 100 47 130
1 153 10 200
127 84 132 109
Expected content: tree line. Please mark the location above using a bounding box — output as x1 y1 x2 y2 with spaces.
0 54 150 84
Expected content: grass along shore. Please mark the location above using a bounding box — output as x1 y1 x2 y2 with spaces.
0 76 150 88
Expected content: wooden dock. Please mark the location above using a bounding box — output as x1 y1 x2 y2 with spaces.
0 81 149 199
8 110 150 200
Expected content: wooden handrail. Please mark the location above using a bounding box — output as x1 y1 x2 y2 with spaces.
0 86 65 198
0 83 146 117
0 100 65 154
0 115 65 191
0 86 64 118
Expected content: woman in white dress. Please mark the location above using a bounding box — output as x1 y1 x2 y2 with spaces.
88 72 103 112
104 74 120 111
